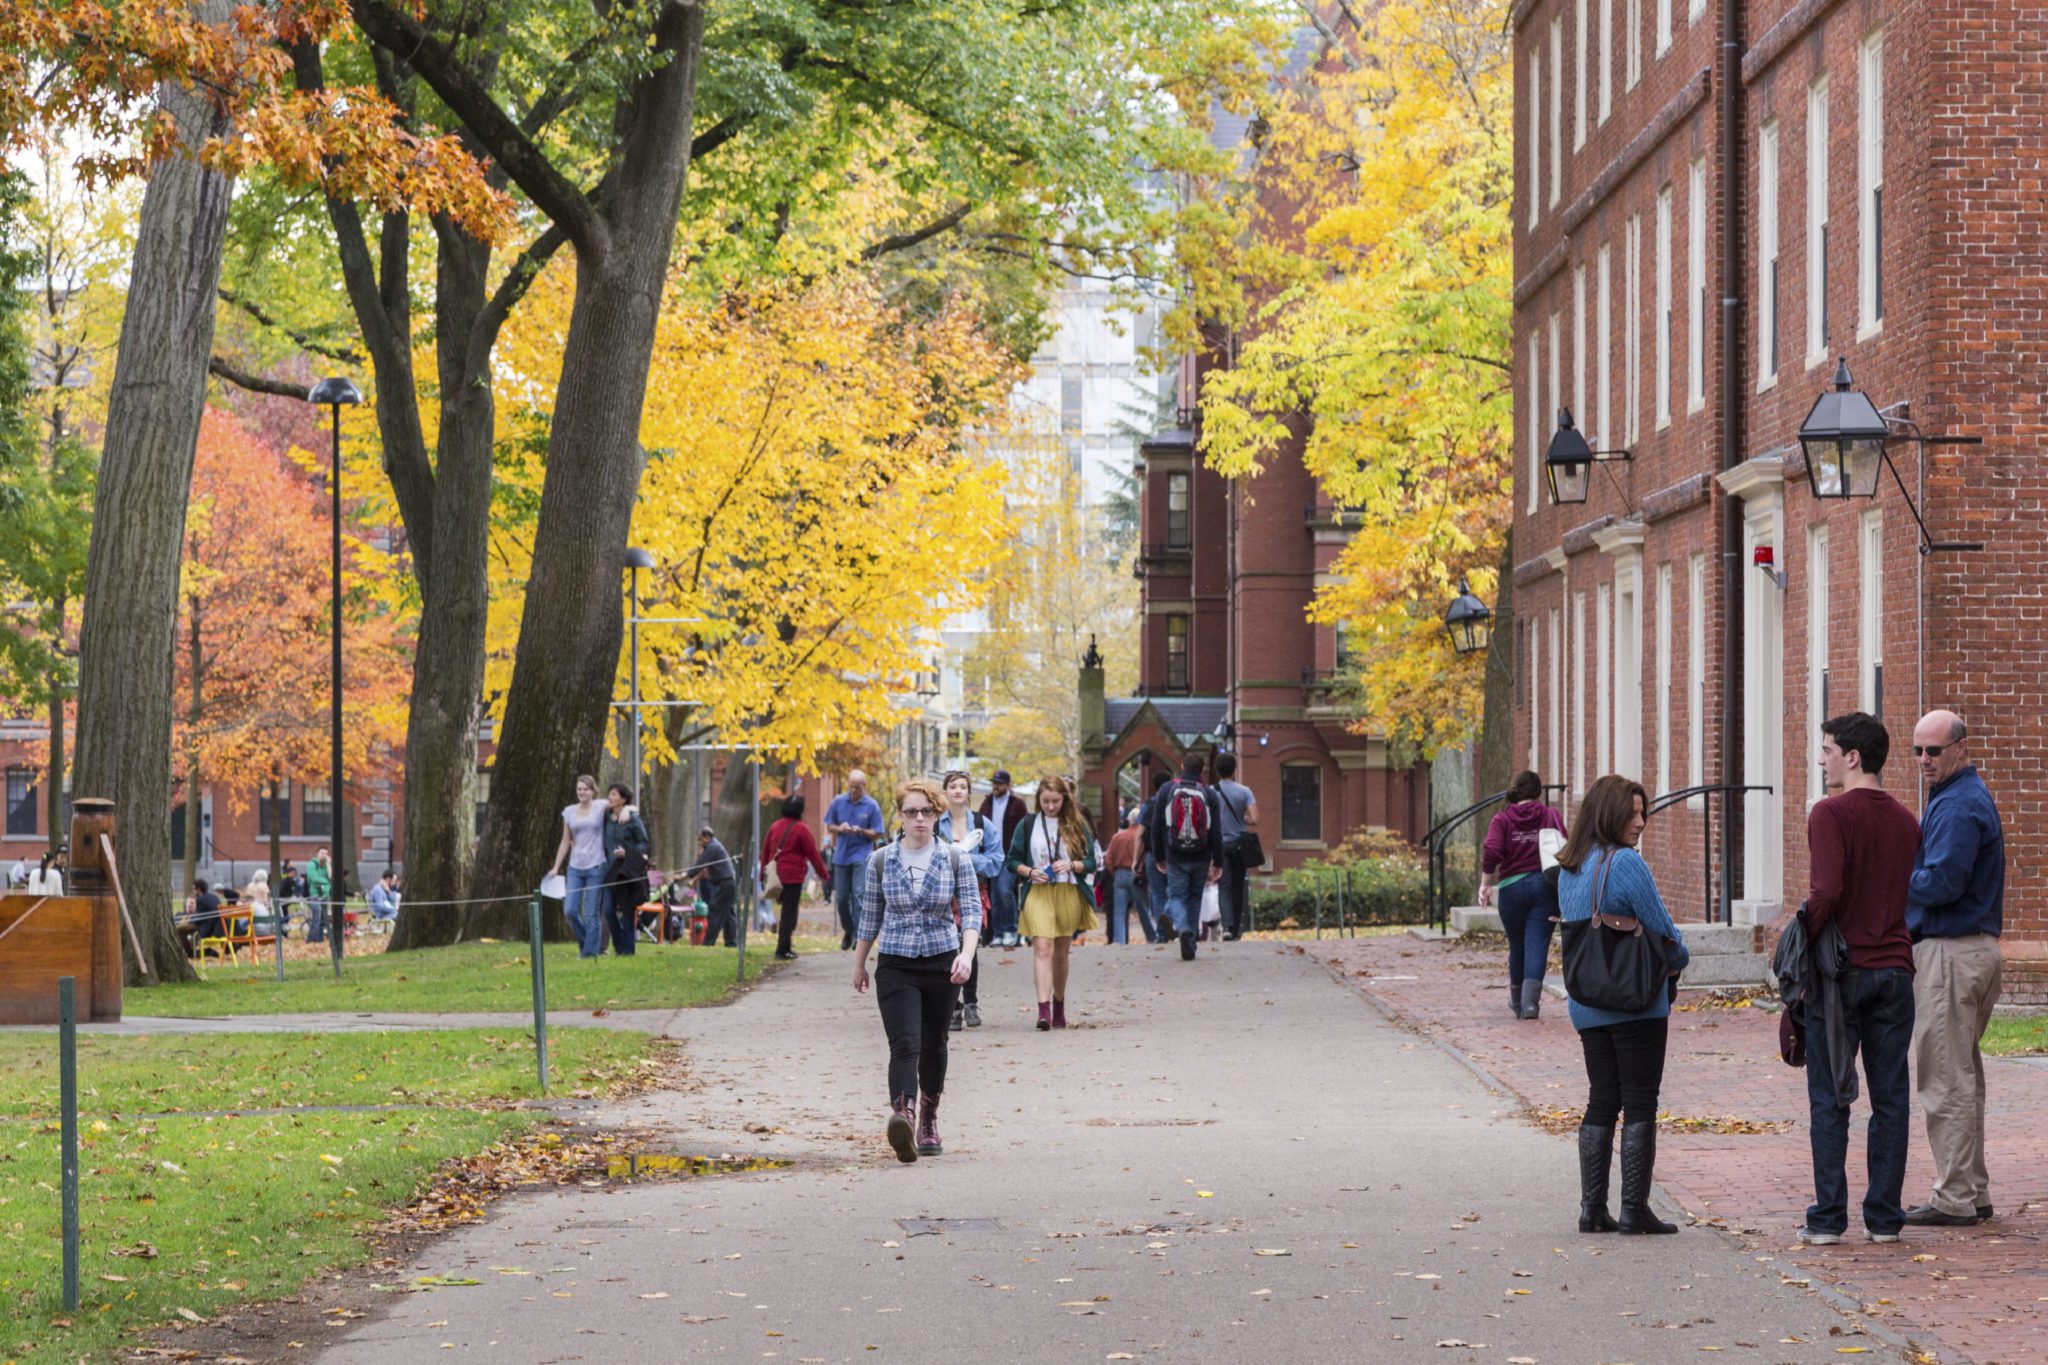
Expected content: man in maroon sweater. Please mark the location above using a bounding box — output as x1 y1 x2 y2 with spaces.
1798 712 1922 1246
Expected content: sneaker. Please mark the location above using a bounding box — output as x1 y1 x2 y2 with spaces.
1179 931 1197 961
1902 1203 1980 1227
774 950 798 961
949 1005 964 1032
1795 1227 1842 1245
1868 1230 1901 1243
963 1003 981 1028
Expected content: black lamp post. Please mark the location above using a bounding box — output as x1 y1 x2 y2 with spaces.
1544 407 1633 506
1795 358 1984 553
1443 577 1494 656
308 376 361 972
624 546 654 805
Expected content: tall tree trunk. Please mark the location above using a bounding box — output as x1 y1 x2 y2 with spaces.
467 2 706 931
72 0 235 984
184 597 203 896
44 662 63 855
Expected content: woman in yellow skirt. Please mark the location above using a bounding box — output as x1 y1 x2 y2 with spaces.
1007 774 1098 1030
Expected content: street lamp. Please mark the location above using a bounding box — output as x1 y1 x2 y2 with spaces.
624 547 654 806
1795 358 1984 553
1443 577 1494 656
1544 407 1632 506
307 376 361 972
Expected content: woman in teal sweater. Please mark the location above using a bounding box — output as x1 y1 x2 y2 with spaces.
1555 774 1690 1236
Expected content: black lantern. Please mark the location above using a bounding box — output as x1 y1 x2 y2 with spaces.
1543 407 1632 506
1798 358 1889 499
1443 577 1493 656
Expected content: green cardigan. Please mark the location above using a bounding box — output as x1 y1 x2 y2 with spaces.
1006 814 1099 918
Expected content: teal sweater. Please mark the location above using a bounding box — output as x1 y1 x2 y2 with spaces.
1556 846 1691 1029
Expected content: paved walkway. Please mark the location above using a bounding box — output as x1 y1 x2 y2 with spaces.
253 940 1912 1363
1305 931 2048 1365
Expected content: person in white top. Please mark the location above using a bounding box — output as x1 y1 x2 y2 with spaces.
548 775 611 958
28 851 63 896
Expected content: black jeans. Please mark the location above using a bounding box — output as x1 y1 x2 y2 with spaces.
606 877 646 955
876 951 955 1100
1804 965 1915 1236
700 881 737 947
774 882 805 955
1579 1017 1669 1127
1221 843 1251 935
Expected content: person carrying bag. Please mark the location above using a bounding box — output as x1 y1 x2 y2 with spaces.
1554 775 1691 1237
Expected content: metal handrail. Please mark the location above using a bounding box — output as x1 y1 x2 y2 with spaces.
1643 783 1774 925
1425 783 1566 930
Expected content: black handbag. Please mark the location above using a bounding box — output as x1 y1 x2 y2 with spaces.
1559 850 1668 1014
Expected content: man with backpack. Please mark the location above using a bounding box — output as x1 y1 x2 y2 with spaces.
1147 752 1223 960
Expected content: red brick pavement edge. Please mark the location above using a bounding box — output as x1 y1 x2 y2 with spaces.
1301 933 2048 1365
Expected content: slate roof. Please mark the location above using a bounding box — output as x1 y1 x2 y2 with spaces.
1102 696 1227 746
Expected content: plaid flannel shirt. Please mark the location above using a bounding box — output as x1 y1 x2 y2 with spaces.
858 839 981 957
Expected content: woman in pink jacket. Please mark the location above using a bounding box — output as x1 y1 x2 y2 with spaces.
1478 771 1568 1020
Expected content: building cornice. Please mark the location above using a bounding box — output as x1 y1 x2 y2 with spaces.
1743 0 1845 85
1591 519 1647 557
1512 552 1557 587
1542 546 1568 572
1513 235 1573 308
1641 472 1713 524
1562 69 1712 240
1560 514 1618 557
1716 453 1788 503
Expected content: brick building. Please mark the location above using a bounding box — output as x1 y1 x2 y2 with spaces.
1509 0 2048 976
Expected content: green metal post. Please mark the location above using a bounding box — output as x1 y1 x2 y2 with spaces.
59 975 79 1311
528 896 549 1094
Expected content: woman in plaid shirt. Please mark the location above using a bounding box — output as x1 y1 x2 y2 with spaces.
853 777 982 1162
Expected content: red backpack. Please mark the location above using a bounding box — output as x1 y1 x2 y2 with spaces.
1166 781 1211 856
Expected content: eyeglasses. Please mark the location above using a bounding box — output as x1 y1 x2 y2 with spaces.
899 806 937 818
1912 744 1952 758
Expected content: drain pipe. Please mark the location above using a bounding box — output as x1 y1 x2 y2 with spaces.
1717 0 1746 925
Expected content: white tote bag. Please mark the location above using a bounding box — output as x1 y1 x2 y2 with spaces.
1199 882 1222 925
1537 827 1565 872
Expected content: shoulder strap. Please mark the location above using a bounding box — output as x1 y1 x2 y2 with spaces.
1592 847 1616 918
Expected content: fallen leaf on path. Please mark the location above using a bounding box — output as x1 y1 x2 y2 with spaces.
1253 1249 1290 1257
639 1292 670 1299
681 1314 726 1324
174 1307 205 1322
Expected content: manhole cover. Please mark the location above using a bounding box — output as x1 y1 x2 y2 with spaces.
896 1217 1002 1235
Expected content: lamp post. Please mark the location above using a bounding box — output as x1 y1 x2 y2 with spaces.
307 377 361 974
1796 358 1983 553
624 547 654 804
1544 407 1633 507
1443 577 1494 656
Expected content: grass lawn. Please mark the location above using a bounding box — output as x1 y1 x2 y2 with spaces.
1982 1016 2048 1056
0 1029 653 1363
131 940 774 1017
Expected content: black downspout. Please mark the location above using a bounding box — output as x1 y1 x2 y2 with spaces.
1718 0 1746 925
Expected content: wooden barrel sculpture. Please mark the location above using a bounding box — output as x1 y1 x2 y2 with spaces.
69 798 122 1020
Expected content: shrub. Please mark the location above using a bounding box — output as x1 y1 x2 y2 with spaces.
1249 847 1471 931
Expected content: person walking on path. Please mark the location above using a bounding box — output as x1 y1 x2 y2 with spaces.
853 777 981 1162
978 770 1029 947
825 771 886 950
1904 709 2006 1228
1148 753 1222 961
603 784 651 957
937 770 1002 1031
304 847 333 944
1101 808 1152 945
1479 771 1569 1020
763 794 830 960
1556 774 1691 1236
1136 772 1171 943
1797 712 1922 1245
548 776 611 958
1009 774 1099 1028
1214 752 1259 940
688 826 739 948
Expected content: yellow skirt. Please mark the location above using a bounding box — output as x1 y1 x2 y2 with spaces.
1017 882 1097 940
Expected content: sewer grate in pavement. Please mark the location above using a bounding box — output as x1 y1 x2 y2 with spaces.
896 1217 1002 1236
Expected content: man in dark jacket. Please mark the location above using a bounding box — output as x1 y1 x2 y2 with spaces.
1904 710 2006 1228
978 771 1029 946
688 826 738 947
1148 752 1222 961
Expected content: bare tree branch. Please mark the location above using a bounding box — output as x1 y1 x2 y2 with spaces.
860 201 973 261
217 288 364 364
209 355 310 400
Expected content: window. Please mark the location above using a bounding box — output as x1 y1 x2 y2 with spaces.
1625 214 1642 443
1687 554 1705 792
1859 30 1885 333
1687 158 1706 409
1689 0 1705 22
1529 617 1542 767
1860 510 1884 716
1280 764 1322 843
1528 332 1542 513
1596 242 1612 451
1165 471 1190 548
1655 563 1672 796
1166 614 1189 691
1572 591 1588 796
259 778 292 837
1599 0 1613 123
1574 264 1588 426
1759 120 1781 386
1575 0 1588 148
5 767 34 837
1807 78 1830 361
1596 581 1612 775
475 769 492 838
302 782 333 839
1548 610 1563 790
1626 0 1642 90
1529 48 1542 230
1548 311 1562 460
1550 19 1564 207
1060 369 1083 434
1808 525 1831 804
1656 0 1671 57
1655 185 1672 427
1615 566 1642 781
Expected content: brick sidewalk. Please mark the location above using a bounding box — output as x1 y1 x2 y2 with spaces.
1303 933 2048 1365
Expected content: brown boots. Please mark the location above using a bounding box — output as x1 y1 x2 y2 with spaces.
916 1092 943 1156
886 1095 918 1164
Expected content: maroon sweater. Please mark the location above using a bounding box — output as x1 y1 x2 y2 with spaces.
1805 787 1920 972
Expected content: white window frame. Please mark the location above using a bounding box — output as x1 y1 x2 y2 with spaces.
1758 119 1781 389
1549 310 1563 467
1860 508 1884 714
1687 158 1706 411
1550 20 1564 207
1528 331 1542 514
1808 525 1831 805
1615 564 1642 781
1575 0 1589 149
1689 0 1705 23
1572 592 1588 796
1687 553 1705 796
1597 242 1612 452
1626 0 1642 90
1807 77 1830 365
1599 0 1614 123
1656 0 1671 57
1655 186 1672 428
1596 581 1612 775
1549 608 1563 794
1529 612 1542 769
1529 50 1542 230
1574 263 1588 426
1654 562 1672 796
1626 214 1642 443
1858 29 1885 337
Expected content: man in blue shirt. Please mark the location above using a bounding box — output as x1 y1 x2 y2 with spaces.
1903 709 2006 1229
824 769 885 950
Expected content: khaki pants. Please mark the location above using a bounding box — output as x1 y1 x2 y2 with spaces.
1911 935 2003 1216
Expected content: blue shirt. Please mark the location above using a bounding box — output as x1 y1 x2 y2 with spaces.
857 840 982 956
935 811 1004 882
1907 766 2004 940
825 793 885 865
1556 846 1692 1030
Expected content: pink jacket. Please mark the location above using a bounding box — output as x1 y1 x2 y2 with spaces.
1482 801 1567 878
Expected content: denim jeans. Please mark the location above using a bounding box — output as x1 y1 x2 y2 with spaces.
989 868 1019 941
1805 965 1916 1236
1163 860 1209 937
564 864 608 957
832 861 866 942
1147 863 1169 939
1109 868 1136 944
1496 875 1558 988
